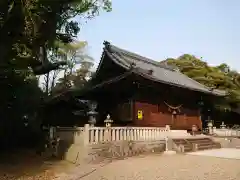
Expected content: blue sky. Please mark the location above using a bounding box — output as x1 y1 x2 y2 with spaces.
77 0 240 70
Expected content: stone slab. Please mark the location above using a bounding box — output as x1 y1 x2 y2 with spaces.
163 150 176 155
187 148 240 160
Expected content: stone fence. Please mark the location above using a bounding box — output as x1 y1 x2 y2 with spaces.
53 125 190 163
55 124 190 145
212 128 240 137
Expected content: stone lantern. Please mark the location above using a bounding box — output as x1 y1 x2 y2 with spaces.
192 124 197 136
104 114 113 127
23 115 28 127
220 121 226 129
87 101 98 126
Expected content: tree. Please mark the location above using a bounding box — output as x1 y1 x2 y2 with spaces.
0 0 111 74
162 55 240 108
1 0 111 116
51 41 94 94
0 0 111 149
41 49 63 95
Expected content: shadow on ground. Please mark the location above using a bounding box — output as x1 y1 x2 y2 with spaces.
0 149 76 179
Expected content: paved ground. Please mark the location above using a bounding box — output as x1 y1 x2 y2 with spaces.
4 149 240 180
188 148 240 159
75 154 240 180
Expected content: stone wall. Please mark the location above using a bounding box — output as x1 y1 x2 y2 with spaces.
57 138 166 165
86 140 166 163
213 137 240 148
54 125 170 164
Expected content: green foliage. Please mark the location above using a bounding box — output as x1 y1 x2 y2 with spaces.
49 41 94 94
163 54 240 108
0 0 111 72
0 0 111 148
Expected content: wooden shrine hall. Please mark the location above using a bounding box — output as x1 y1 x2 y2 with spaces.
73 41 226 131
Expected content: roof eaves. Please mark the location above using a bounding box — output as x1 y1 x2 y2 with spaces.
104 42 226 97
87 71 132 91
92 48 106 77
119 58 225 96
133 69 215 95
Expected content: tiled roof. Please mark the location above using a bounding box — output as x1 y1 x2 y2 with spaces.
103 41 226 96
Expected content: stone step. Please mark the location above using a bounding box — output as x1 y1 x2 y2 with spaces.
190 142 216 146
186 140 213 144
184 148 192 152
173 139 188 143
197 144 219 150
184 143 216 149
186 138 212 142
173 137 221 152
174 141 188 145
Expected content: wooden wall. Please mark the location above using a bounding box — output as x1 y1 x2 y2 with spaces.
133 101 202 130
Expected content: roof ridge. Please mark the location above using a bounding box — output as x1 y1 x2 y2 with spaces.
104 41 174 71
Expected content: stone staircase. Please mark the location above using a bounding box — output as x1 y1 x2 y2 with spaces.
172 137 221 153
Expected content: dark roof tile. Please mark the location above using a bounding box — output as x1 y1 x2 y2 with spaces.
104 41 225 96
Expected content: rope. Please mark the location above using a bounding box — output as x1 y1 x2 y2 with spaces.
164 101 183 110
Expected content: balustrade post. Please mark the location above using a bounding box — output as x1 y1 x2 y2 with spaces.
134 129 137 141
95 129 99 143
116 129 120 141
112 129 116 141
124 128 127 140
83 124 90 146
163 136 176 155
165 125 170 138
136 129 139 141
99 128 103 141
165 137 168 151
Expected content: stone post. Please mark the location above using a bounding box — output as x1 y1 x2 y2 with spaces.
192 125 197 136
179 144 185 153
208 121 213 135
163 136 176 155
83 124 90 146
192 143 198 151
165 125 170 131
213 127 216 134
165 137 169 151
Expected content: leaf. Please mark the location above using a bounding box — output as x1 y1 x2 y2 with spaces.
8 1 15 13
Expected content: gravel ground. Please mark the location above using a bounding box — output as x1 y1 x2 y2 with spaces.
78 154 240 180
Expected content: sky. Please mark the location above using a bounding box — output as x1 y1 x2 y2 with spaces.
77 0 240 71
